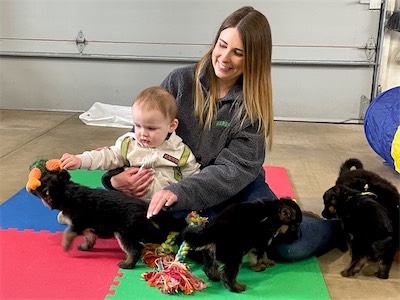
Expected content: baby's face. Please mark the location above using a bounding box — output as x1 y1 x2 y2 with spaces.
132 106 174 148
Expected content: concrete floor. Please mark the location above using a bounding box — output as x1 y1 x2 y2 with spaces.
1 109 399 299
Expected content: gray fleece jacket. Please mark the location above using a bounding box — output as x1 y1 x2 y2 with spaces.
161 63 266 212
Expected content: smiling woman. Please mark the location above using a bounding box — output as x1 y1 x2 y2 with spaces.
194 6 273 148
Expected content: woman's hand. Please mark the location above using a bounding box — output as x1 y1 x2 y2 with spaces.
111 167 154 197
147 189 177 218
60 153 81 170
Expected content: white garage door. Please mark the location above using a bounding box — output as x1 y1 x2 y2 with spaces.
0 0 383 122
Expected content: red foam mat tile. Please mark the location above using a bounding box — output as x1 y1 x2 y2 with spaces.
264 166 296 199
0 229 123 300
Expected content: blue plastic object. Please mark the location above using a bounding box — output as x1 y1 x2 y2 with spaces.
364 86 400 171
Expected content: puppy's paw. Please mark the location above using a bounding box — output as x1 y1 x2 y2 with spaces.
376 270 389 279
204 266 221 281
79 229 96 251
62 229 78 251
221 271 246 293
340 269 355 277
235 282 246 293
249 251 275 272
78 244 92 251
251 259 275 272
251 264 266 272
224 281 246 293
118 261 135 269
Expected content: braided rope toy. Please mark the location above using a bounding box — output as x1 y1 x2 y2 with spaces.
142 211 208 294
26 158 62 192
142 231 179 268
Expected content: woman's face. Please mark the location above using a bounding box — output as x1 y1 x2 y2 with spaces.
212 27 244 87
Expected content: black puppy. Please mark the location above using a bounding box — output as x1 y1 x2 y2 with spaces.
31 169 171 269
323 158 400 248
322 185 396 279
182 197 302 293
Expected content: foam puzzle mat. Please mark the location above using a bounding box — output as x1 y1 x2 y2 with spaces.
0 168 331 299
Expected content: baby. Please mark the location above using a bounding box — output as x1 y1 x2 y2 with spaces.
60 86 200 202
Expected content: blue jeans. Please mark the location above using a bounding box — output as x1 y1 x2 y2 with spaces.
237 175 341 261
172 175 341 261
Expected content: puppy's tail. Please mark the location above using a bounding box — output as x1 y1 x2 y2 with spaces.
339 158 364 176
182 225 214 248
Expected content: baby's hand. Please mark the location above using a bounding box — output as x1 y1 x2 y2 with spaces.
60 153 82 170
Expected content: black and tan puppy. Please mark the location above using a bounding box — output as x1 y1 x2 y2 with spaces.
323 158 400 248
31 169 172 269
322 185 396 279
182 197 302 293
336 159 399 216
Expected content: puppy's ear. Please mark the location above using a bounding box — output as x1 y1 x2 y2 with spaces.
323 187 336 201
58 169 71 183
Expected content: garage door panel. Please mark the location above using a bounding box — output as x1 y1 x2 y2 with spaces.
273 66 374 122
269 1 379 46
0 0 381 122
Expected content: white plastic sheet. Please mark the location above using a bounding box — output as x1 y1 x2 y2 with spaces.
79 102 133 128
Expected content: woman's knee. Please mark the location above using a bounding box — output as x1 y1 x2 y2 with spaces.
268 217 341 261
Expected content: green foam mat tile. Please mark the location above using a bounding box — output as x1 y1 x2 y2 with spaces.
106 257 330 300
69 169 105 187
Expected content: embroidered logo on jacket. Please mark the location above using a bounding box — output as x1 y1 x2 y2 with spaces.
163 153 179 165
216 120 230 127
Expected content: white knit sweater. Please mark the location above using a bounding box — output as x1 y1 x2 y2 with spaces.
77 131 200 202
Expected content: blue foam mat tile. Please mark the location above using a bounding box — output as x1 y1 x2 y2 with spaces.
0 188 66 232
